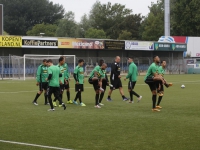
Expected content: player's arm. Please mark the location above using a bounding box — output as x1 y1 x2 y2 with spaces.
73 68 79 84
46 68 52 81
152 67 165 84
36 65 42 85
125 65 133 80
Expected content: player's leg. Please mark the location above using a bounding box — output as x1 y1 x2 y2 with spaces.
54 87 66 110
149 83 160 112
145 77 160 112
43 82 49 105
58 85 64 107
130 82 142 102
118 79 129 101
33 83 43 105
99 79 107 105
47 86 54 111
79 84 86 106
93 80 101 108
107 79 115 101
65 81 72 104
73 84 80 105
156 84 164 109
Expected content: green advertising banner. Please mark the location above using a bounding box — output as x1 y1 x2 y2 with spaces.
154 42 187 51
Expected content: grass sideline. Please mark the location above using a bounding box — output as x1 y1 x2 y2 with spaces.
0 74 200 150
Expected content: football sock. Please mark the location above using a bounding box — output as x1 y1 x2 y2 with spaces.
99 93 104 103
78 92 82 103
34 93 40 102
67 91 70 101
122 95 125 99
60 94 63 101
44 93 48 104
108 96 111 99
74 92 79 101
129 92 133 101
157 96 163 106
48 97 53 109
131 91 140 97
152 95 157 109
95 94 99 105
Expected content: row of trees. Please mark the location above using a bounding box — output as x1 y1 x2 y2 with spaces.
1 0 200 41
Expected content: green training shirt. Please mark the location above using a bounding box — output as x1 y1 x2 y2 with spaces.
144 62 159 80
36 64 48 83
48 65 61 87
74 65 84 84
158 66 165 76
57 65 65 84
62 63 70 80
126 62 138 82
89 67 105 79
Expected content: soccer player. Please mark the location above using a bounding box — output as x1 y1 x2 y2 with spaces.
73 59 86 106
53 57 65 107
93 59 110 106
107 56 129 101
88 63 107 108
144 56 166 112
46 59 66 111
62 57 72 104
124 57 142 103
32 59 49 105
156 60 172 109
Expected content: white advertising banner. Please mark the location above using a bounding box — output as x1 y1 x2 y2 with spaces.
125 41 154 50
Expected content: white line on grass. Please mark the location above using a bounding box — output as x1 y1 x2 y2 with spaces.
0 140 72 150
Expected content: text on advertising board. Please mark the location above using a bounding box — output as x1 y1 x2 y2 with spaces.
0 36 22 47
105 40 125 50
22 39 58 46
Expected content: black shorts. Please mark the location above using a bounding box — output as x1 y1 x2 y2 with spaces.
128 81 136 90
75 84 84 92
92 80 100 91
145 76 154 83
60 84 65 93
110 79 122 90
88 78 94 84
64 80 70 89
47 86 60 98
39 82 48 91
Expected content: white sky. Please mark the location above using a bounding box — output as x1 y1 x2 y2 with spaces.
51 0 158 22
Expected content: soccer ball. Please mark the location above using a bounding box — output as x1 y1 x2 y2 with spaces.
181 85 185 88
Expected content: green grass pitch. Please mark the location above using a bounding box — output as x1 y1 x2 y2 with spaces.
0 74 200 150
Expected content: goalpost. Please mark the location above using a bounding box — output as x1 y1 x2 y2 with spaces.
11 54 76 80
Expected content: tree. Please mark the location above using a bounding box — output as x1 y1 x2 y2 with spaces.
0 0 64 35
26 23 57 37
121 14 143 40
85 28 107 39
78 14 92 38
3 31 9 35
89 1 132 39
118 30 132 40
55 11 78 37
141 0 164 41
171 0 200 36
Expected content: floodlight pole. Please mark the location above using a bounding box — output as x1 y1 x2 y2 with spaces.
164 0 170 36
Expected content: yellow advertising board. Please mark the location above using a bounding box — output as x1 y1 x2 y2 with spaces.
58 38 104 49
0 36 22 47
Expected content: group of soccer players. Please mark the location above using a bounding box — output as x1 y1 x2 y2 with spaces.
32 55 171 111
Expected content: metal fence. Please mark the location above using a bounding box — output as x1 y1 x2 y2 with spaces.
0 55 196 80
